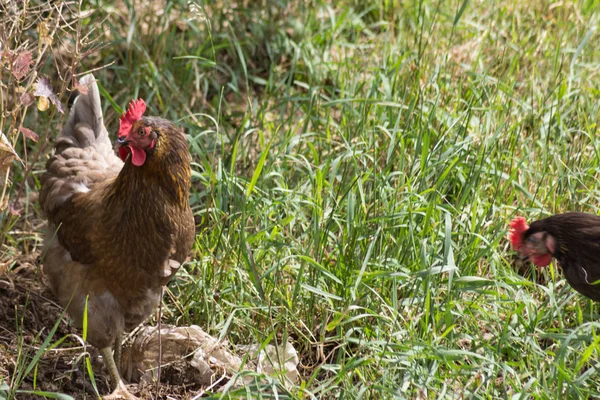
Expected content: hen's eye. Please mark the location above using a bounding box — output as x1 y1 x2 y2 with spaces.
527 236 538 243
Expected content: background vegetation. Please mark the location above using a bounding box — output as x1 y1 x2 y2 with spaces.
2 0 600 398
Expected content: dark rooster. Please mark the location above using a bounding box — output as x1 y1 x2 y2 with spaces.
510 213 600 302
39 74 194 399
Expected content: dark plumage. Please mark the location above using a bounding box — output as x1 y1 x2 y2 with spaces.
510 212 600 302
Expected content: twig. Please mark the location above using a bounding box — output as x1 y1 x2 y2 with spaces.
74 60 115 77
14 283 63 309
156 286 163 393
191 371 227 400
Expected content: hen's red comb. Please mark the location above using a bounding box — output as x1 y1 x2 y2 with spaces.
118 99 146 137
509 217 529 250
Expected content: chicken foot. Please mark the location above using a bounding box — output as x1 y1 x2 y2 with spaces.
100 346 138 400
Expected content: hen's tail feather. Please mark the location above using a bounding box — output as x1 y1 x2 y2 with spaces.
40 74 122 216
55 74 113 158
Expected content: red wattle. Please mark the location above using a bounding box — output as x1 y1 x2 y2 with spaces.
118 146 130 162
118 145 146 166
532 254 552 267
130 146 147 166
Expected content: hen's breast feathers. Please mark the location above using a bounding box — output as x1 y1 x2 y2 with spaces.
44 165 193 286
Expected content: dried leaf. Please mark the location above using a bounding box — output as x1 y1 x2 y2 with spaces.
0 49 15 65
37 96 49 111
34 77 64 113
0 131 23 174
12 51 32 80
37 22 53 47
20 92 35 107
34 76 55 98
78 9 95 19
9 204 21 216
53 95 65 113
238 342 300 386
20 127 39 143
121 325 246 385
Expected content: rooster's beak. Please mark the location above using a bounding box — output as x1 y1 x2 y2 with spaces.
116 136 129 146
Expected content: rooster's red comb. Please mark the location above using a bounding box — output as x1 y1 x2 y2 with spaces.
118 99 146 137
509 217 529 251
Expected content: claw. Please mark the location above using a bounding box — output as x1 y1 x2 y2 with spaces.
100 346 137 399
102 380 138 400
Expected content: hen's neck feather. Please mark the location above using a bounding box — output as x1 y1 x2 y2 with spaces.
109 127 191 209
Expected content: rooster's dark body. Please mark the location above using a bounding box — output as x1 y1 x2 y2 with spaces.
516 212 600 302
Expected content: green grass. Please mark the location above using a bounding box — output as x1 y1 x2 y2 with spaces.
3 0 600 398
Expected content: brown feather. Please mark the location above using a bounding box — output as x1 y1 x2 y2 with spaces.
39 74 194 351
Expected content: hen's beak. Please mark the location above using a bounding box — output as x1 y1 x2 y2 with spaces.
116 136 129 146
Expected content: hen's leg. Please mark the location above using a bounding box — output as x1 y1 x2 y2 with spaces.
113 333 123 372
100 347 138 400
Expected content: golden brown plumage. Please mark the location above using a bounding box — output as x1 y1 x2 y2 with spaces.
39 74 194 399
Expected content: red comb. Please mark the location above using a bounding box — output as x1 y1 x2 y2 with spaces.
118 99 146 137
509 217 529 250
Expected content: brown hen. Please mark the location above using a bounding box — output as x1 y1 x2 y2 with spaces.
39 74 195 399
